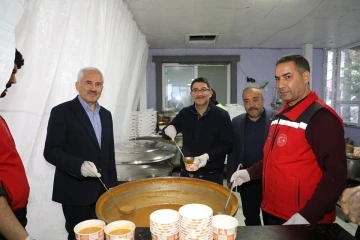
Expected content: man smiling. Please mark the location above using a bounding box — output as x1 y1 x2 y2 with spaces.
44 67 117 240
162 77 233 185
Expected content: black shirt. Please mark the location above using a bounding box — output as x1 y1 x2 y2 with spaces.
162 103 233 174
243 111 266 168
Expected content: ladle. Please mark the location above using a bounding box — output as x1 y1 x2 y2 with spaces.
98 176 109 191
173 140 195 164
218 164 241 215
97 177 135 215
173 140 185 159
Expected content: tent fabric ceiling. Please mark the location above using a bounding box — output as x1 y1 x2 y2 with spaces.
125 0 360 49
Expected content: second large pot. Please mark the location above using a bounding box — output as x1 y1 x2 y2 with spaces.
115 161 173 181
347 158 360 181
114 139 177 181
129 135 182 169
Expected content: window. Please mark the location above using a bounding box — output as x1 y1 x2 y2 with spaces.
325 44 360 127
324 50 335 107
163 65 194 112
152 55 240 112
162 64 229 112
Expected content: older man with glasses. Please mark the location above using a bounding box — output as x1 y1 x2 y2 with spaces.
162 77 233 185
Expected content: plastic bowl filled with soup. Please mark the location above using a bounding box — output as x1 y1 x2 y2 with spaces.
104 220 136 240
74 219 105 240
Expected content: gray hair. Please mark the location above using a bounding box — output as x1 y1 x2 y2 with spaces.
77 67 104 83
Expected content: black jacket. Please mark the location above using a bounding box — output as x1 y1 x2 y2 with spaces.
227 108 275 181
162 103 233 174
44 97 117 206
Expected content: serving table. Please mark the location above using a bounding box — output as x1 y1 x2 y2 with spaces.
133 224 355 240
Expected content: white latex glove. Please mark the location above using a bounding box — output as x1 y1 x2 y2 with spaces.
230 169 250 187
194 154 209 168
164 125 177 141
283 213 310 225
81 161 101 177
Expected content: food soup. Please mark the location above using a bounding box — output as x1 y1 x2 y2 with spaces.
109 228 131 235
119 204 182 226
78 226 102 234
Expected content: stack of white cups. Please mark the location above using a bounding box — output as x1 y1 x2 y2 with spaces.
179 204 213 240
126 111 139 139
138 108 158 137
150 209 180 240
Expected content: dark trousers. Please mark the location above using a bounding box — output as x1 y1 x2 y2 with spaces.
355 226 360 239
62 204 97 240
180 170 223 185
262 211 286 225
238 179 263 226
0 206 27 240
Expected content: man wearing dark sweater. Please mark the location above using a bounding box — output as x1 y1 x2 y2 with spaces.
230 54 346 225
162 77 233 185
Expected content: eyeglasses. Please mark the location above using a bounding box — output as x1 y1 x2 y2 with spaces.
191 88 211 93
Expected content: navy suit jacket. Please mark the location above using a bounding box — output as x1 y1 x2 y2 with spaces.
227 108 275 181
44 97 117 206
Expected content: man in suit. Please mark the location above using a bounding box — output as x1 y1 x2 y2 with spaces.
227 87 274 226
44 67 117 240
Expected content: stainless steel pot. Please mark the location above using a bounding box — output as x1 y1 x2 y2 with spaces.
129 135 182 168
347 158 360 181
114 139 178 181
115 161 174 181
115 139 176 164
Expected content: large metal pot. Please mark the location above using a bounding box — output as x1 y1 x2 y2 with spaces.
129 135 182 169
96 177 238 227
115 162 173 181
115 139 176 164
114 139 177 181
347 158 360 181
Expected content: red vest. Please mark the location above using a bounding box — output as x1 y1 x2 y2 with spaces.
0 117 30 210
261 91 343 223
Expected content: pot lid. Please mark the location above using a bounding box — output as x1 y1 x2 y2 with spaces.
115 140 176 164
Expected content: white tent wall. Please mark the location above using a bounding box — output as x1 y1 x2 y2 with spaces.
0 0 148 239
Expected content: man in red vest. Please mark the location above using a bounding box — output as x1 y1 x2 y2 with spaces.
230 54 347 225
0 49 32 239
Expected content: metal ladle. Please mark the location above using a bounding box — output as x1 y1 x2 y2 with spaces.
173 140 185 159
218 164 241 215
173 140 195 164
97 176 135 215
98 176 109 191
